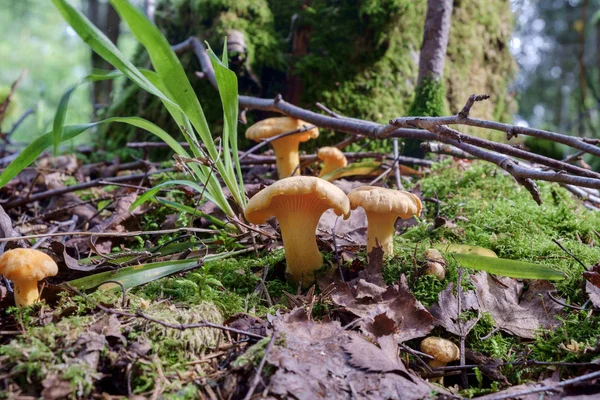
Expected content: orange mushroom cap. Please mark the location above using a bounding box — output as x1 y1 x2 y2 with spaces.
246 117 319 178
0 248 58 307
245 176 350 285
348 186 422 256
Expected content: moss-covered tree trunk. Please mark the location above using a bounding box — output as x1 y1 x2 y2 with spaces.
102 0 516 155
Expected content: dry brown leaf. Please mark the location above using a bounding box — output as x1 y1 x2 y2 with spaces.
584 263 600 308
342 335 413 380
50 241 96 272
266 312 436 400
332 276 434 343
0 204 26 250
429 283 480 336
471 271 564 339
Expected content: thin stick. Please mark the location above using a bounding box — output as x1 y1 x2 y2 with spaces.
67 283 266 340
2 168 174 209
0 226 219 243
481 370 600 400
392 138 403 190
551 238 587 269
243 333 277 400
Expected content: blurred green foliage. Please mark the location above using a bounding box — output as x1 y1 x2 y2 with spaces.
0 0 92 143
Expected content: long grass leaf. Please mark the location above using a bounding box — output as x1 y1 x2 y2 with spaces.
52 0 174 106
108 0 217 161
65 250 249 291
51 70 123 156
207 43 245 207
451 253 566 280
130 180 213 211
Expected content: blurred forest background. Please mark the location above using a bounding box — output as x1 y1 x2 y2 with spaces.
1 0 599 160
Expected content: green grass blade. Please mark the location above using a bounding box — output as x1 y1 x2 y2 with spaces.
140 69 234 217
108 0 217 161
207 43 245 207
451 253 566 280
156 198 235 230
0 123 95 187
51 70 123 156
52 0 174 106
52 86 75 155
130 179 216 211
64 249 249 291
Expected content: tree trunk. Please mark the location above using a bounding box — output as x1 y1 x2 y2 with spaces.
416 0 454 85
86 0 120 114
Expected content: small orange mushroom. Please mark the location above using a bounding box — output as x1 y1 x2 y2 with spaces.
420 336 460 385
348 186 422 256
317 147 347 177
0 248 58 307
245 176 350 286
246 117 319 178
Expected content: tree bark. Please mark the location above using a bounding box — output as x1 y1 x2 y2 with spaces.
86 0 120 113
416 0 454 84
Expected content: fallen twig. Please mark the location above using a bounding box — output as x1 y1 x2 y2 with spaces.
2 168 175 209
243 332 277 400
66 283 267 340
171 36 600 204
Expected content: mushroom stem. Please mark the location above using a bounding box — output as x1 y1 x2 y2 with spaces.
271 138 301 178
12 279 40 307
273 198 328 285
365 212 397 256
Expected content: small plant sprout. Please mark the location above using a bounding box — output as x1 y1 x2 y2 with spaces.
347 186 422 256
245 117 319 178
423 248 446 280
317 147 347 177
420 336 460 384
244 176 350 286
0 248 58 307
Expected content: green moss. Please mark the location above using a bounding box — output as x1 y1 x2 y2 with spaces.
140 251 288 316
409 78 447 117
394 160 600 387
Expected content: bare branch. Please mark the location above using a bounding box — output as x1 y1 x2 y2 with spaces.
171 37 600 204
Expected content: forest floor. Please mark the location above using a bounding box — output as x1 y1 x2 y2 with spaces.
1 153 600 399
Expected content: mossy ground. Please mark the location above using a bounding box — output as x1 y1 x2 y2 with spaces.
2 160 599 397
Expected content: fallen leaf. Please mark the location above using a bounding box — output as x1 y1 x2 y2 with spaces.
332 276 434 343
50 241 96 272
429 283 480 336
342 334 413 380
266 313 437 400
471 271 564 339
360 246 386 287
0 204 26 250
584 264 600 308
225 313 270 339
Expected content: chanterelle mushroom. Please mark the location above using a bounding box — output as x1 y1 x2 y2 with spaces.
246 117 319 178
317 147 347 177
0 248 58 307
348 186 422 256
420 337 460 385
245 176 350 285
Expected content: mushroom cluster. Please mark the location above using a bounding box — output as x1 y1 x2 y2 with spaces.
0 248 58 307
244 176 424 287
246 117 319 179
245 176 350 286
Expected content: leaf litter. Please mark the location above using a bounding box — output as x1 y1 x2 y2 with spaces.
1 151 600 399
